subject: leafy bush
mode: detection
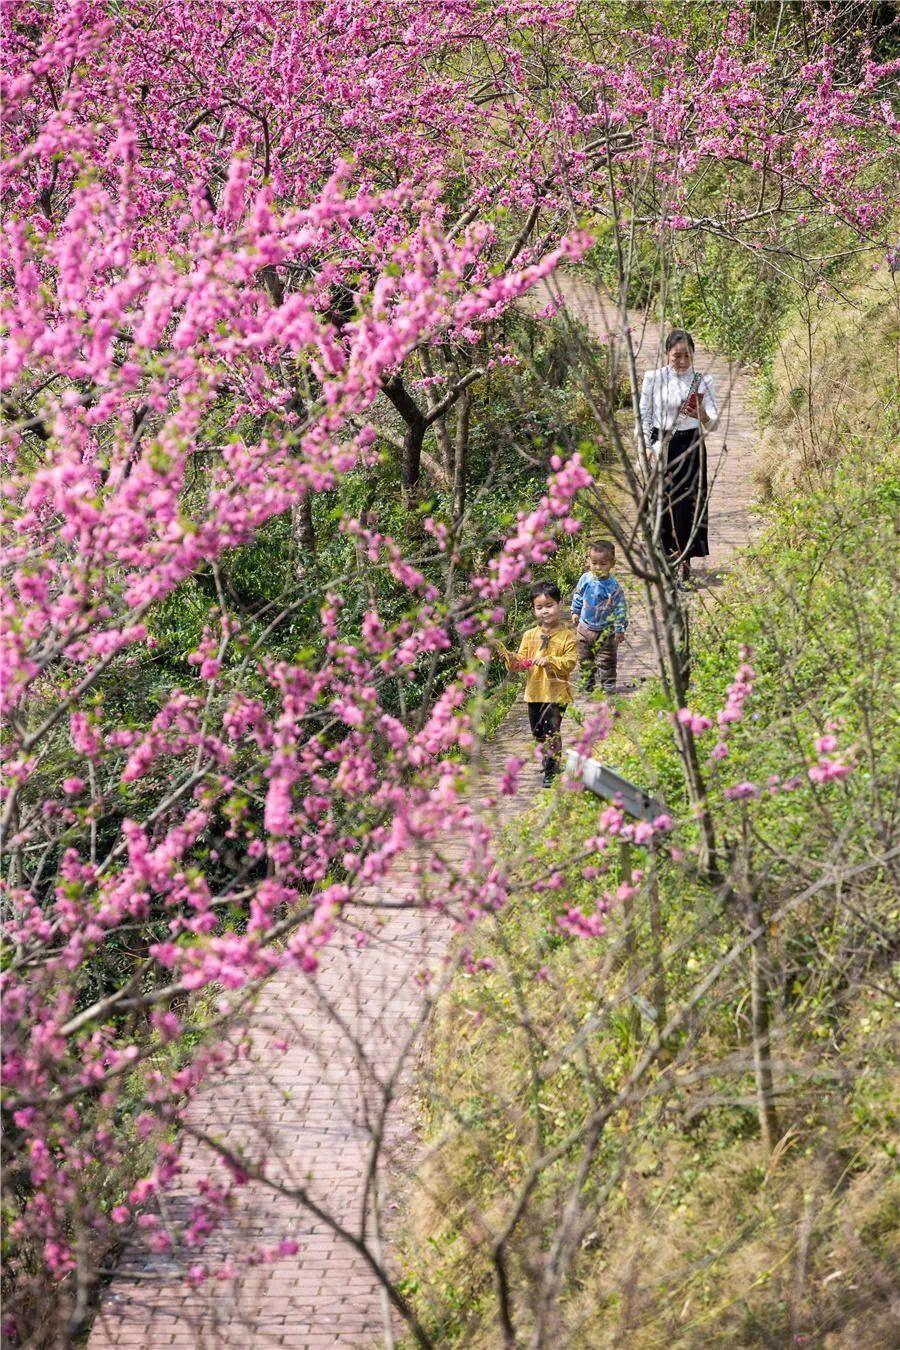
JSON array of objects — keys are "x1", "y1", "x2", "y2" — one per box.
[{"x1": 405, "y1": 432, "x2": 899, "y2": 1347}]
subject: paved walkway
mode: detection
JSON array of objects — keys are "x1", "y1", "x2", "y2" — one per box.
[
  {"x1": 89, "y1": 283, "x2": 757, "y2": 1348},
  {"x1": 90, "y1": 722, "x2": 538, "y2": 1349},
  {"x1": 541, "y1": 275, "x2": 757, "y2": 685}
]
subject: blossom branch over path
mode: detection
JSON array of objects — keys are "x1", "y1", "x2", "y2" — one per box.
[{"x1": 2, "y1": 1, "x2": 898, "y2": 1343}]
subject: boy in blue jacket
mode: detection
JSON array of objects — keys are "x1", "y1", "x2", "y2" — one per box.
[{"x1": 570, "y1": 540, "x2": 627, "y2": 694}]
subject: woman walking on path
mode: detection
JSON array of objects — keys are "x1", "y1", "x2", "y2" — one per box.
[{"x1": 640, "y1": 329, "x2": 719, "y2": 586}]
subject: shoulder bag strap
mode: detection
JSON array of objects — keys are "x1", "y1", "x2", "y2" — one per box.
[
  {"x1": 658, "y1": 370, "x2": 702, "y2": 439},
  {"x1": 675, "y1": 371, "x2": 702, "y2": 424}
]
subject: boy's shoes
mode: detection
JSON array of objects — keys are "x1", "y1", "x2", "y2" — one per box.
[{"x1": 541, "y1": 758, "x2": 559, "y2": 789}]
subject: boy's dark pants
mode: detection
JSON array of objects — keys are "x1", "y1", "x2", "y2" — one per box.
[
  {"x1": 527, "y1": 702, "x2": 564, "y2": 771},
  {"x1": 577, "y1": 625, "x2": 618, "y2": 692}
]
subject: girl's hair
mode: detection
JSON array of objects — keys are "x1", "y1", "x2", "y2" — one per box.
[
  {"x1": 665, "y1": 328, "x2": 695, "y2": 353},
  {"x1": 530, "y1": 581, "x2": 561, "y2": 603}
]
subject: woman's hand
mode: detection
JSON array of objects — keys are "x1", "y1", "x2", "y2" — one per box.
[{"x1": 685, "y1": 389, "x2": 712, "y2": 426}]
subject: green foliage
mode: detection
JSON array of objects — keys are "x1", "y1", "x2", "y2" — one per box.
[
  {"x1": 471, "y1": 673, "x2": 520, "y2": 743},
  {"x1": 402, "y1": 430, "x2": 899, "y2": 1344},
  {"x1": 584, "y1": 218, "x2": 662, "y2": 313},
  {"x1": 673, "y1": 235, "x2": 784, "y2": 362}
]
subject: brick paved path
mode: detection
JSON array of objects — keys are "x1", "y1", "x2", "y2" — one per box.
[
  {"x1": 90, "y1": 715, "x2": 541, "y2": 1350},
  {"x1": 542, "y1": 276, "x2": 757, "y2": 686},
  {"x1": 89, "y1": 284, "x2": 757, "y2": 1349}
]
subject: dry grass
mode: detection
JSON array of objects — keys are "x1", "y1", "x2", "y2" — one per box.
[
  {"x1": 755, "y1": 269, "x2": 900, "y2": 498},
  {"x1": 562, "y1": 1127, "x2": 899, "y2": 1348}
]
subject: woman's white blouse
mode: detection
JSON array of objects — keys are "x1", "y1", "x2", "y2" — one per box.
[{"x1": 639, "y1": 366, "x2": 719, "y2": 443}]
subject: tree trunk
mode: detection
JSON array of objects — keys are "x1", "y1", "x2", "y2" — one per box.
[
  {"x1": 453, "y1": 389, "x2": 470, "y2": 524},
  {"x1": 618, "y1": 842, "x2": 642, "y2": 1043},
  {"x1": 739, "y1": 817, "x2": 779, "y2": 1152},
  {"x1": 258, "y1": 263, "x2": 285, "y2": 308},
  {"x1": 647, "y1": 850, "x2": 667, "y2": 1033},
  {"x1": 748, "y1": 892, "x2": 779, "y2": 1153},
  {"x1": 293, "y1": 494, "x2": 316, "y2": 569},
  {"x1": 667, "y1": 578, "x2": 692, "y2": 687},
  {"x1": 382, "y1": 374, "x2": 427, "y2": 496},
  {"x1": 435, "y1": 413, "x2": 454, "y2": 480},
  {"x1": 401, "y1": 423, "x2": 426, "y2": 494},
  {"x1": 663, "y1": 606, "x2": 717, "y2": 878}
]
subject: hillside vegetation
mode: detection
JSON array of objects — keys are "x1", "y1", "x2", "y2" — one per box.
[
  {"x1": 756, "y1": 268, "x2": 900, "y2": 495},
  {"x1": 406, "y1": 272, "x2": 900, "y2": 1348}
]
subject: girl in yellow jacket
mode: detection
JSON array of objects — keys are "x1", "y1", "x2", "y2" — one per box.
[{"x1": 499, "y1": 582, "x2": 578, "y2": 788}]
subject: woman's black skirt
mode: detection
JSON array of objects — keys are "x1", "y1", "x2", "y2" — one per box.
[{"x1": 654, "y1": 427, "x2": 709, "y2": 561}]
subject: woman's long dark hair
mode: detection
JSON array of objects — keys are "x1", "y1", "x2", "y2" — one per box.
[{"x1": 665, "y1": 328, "x2": 695, "y2": 353}]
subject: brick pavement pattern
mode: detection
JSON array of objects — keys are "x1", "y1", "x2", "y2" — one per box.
[
  {"x1": 89, "y1": 284, "x2": 757, "y2": 1348},
  {"x1": 540, "y1": 276, "x2": 757, "y2": 688}
]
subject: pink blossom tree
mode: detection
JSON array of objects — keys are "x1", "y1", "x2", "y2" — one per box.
[
  {"x1": 2, "y1": 0, "x2": 898, "y2": 1343},
  {"x1": 2, "y1": 5, "x2": 597, "y2": 1335}
]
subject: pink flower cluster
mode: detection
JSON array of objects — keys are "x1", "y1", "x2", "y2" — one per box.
[
  {"x1": 677, "y1": 707, "x2": 713, "y2": 736},
  {"x1": 697, "y1": 655, "x2": 856, "y2": 802},
  {"x1": 1, "y1": 0, "x2": 893, "y2": 1319},
  {"x1": 808, "y1": 733, "x2": 855, "y2": 785},
  {"x1": 703, "y1": 647, "x2": 758, "y2": 767}
]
